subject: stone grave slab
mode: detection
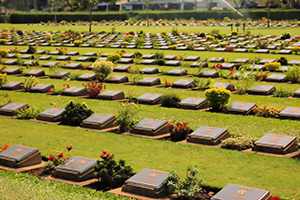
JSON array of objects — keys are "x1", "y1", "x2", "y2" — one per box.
[
  {"x1": 226, "y1": 101, "x2": 256, "y2": 115},
  {"x1": 64, "y1": 63, "x2": 82, "y2": 69},
  {"x1": 212, "y1": 82, "x2": 235, "y2": 91},
  {"x1": 188, "y1": 126, "x2": 229, "y2": 145},
  {"x1": 23, "y1": 60, "x2": 39, "y2": 66},
  {"x1": 122, "y1": 53, "x2": 134, "y2": 58},
  {"x1": 122, "y1": 168, "x2": 169, "y2": 198},
  {"x1": 106, "y1": 75, "x2": 128, "y2": 83},
  {"x1": 260, "y1": 59, "x2": 276, "y2": 64},
  {"x1": 18, "y1": 50, "x2": 28, "y2": 54},
  {"x1": 111, "y1": 44, "x2": 121, "y2": 48},
  {"x1": 63, "y1": 87, "x2": 87, "y2": 96},
  {"x1": 210, "y1": 57, "x2": 224, "y2": 62},
  {"x1": 39, "y1": 55, "x2": 52, "y2": 60},
  {"x1": 195, "y1": 47, "x2": 207, "y2": 51},
  {"x1": 113, "y1": 65, "x2": 131, "y2": 72},
  {"x1": 256, "y1": 49, "x2": 270, "y2": 53},
  {"x1": 0, "y1": 145, "x2": 42, "y2": 168},
  {"x1": 53, "y1": 43, "x2": 63, "y2": 47},
  {"x1": 190, "y1": 62, "x2": 208, "y2": 68},
  {"x1": 215, "y1": 48, "x2": 226, "y2": 52},
  {"x1": 81, "y1": 112, "x2": 116, "y2": 129},
  {"x1": 43, "y1": 62, "x2": 57, "y2": 67},
  {"x1": 211, "y1": 183, "x2": 271, "y2": 200},
  {"x1": 178, "y1": 98, "x2": 209, "y2": 110},
  {"x1": 279, "y1": 50, "x2": 292, "y2": 54},
  {"x1": 164, "y1": 55, "x2": 176, "y2": 60},
  {"x1": 277, "y1": 66, "x2": 290, "y2": 72},
  {"x1": 279, "y1": 107, "x2": 300, "y2": 120},
  {"x1": 118, "y1": 58, "x2": 133, "y2": 64},
  {"x1": 234, "y1": 58, "x2": 249, "y2": 63},
  {"x1": 248, "y1": 65, "x2": 265, "y2": 71},
  {"x1": 249, "y1": 85, "x2": 276, "y2": 95},
  {"x1": 288, "y1": 60, "x2": 300, "y2": 65},
  {"x1": 142, "y1": 54, "x2": 155, "y2": 59},
  {"x1": 76, "y1": 57, "x2": 90, "y2": 62},
  {"x1": 0, "y1": 102, "x2": 29, "y2": 116},
  {"x1": 53, "y1": 156, "x2": 97, "y2": 182},
  {"x1": 66, "y1": 51, "x2": 80, "y2": 56},
  {"x1": 167, "y1": 68, "x2": 187, "y2": 76},
  {"x1": 97, "y1": 90, "x2": 125, "y2": 100},
  {"x1": 2, "y1": 68, "x2": 21, "y2": 75},
  {"x1": 96, "y1": 57, "x2": 107, "y2": 61},
  {"x1": 78, "y1": 73, "x2": 96, "y2": 81},
  {"x1": 165, "y1": 60, "x2": 181, "y2": 66},
  {"x1": 141, "y1": 59, "x2": 155, "y2": 65},
  {"x1": 95, "y1": 44, "x2": 105, "y2": 48},
  {"x1": 293, "y1": 89, "x2": 300, "y2": 97},
  {"x1": 50, "y1": 51, "x2": 62, "y2": 55},
  {"x1": 37, "y1": 107, "x2": 65, "y2": 122},
  {"x1": 127, "y1": 45, "x2": 137, "y2": 48},
  {"x1": 138, "y1": 77, "x2": 161, "y2": 86},
  {"x1": 40, "y1": 43, "x2": 50, "y2": 46},
  {"x1": 30, "y1": 83, "x2": 54, "y2": 93},
  {"x1": 5, "y1": 54, "x2": 17, "y2": 58},
  {"x1": 83, "y1": 52, "x2": 97, "y2": 57},
  {"x1": 235, "y1": 48, "x2": 248, "y2": 52},
  {"x1": 177, "y1": 47, "x2": 188, "y2": 50},
  {"x1": 140, "y1": 67, "x2": 159, "y2": 74},
  {"x1": 1, "y1": 81, "x2": 23, "y2": 90},
  {"x1": 209, "y1": 44, "x2": 219, "y2": 48},
  {"x1": 25, "y1": 69, "x2": 45, "y2": 77},
  {"x1": 21, "y1": 54, "x2": 34, "y2": 59},
  {"x1": 221, "y1": 63, "x2": 235, "y2": 69},
  {"x1": 131, "y1": 118, "x2": 169, "y2": 136},
  {"x1": 50, "y1": 71, "x2": 70, "y2": 79},
  {"x1": 198, "y1": 70, "x2": 219, "y2": 78},
  {"x1": 137, "y1": 93, "x2": 162, "y2": 105},
  {"x1": 172, "y1": 79, "x2": 194, "y2": 88},
  {"x1": 3, "y1": 59, "x2": 18, "y2": 65},
  {"x1": 265, "y1": 74, "x2": 286, "y2": 82},
  {"x1": 184, "y1": 56, "x2": 200, "y2": 61},
  {"x1": 56, "y1": 56, "x2": 71, "y2": 61},
  {"x1": 253, "y1": 134, "x2": 299, "y2": 154}
]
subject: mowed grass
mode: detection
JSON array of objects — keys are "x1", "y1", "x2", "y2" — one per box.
[
  {"x1": 0, "y1": 117, "x2": 299, "y2": 198},
  {"x1": 0, "y1": 170, "x2": 131, "y2": 200},
  {"x1": 1, "y1": 24, "x2": 300, "y2": 36}
]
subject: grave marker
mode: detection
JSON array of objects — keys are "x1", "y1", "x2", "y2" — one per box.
[
  {"x1": 249, "y1": 85, "x2": 276, "y2": 95},
  {"x1": 1, "y1": 81, "x2": 23, "y2": 90},
  {"x1": 141, "y1": 59, "x2": 156, "y2": 65},
  {"x1": 167, "y1": 68, "x2": 187, "y2": 76},
  {"x1": 265, "y1": 74, "x2": 286, "y2": 82},
  {"x1": 0, "y1": 102, "x2": 29, "y2": 116},
  {"x1": 78, "y1": 73, "x2": 96, "y2": 81},
  {"x1": 63, "y1": 87, "x2": 87, "y2": 96},
  {"x1": 198, "y1": 70, "x2": 219, "y2": 78},
  {"x1": 24, "y1": 69, "x2": 45, "y2": 77},
  {"x1": 30, "y1": 83, "x2": 54, "y2": 93},
  {"x1": 37, "y1": 107, "x2": 65, "y2": 122},
  {"x1": 138, "y1": 77, "x2": 161, "y2": 86},
  {"x1": 212, "y1": 82, "x2": 235, "y2": 91},
  {"x1": 140, "y1": 67, "x2": 159, "y2": 74},
  {"x1": 56, "y1": 56, "x2": 71, "y2": 61},
  {"x1": 137, "y1": 93, "x2": 162, "y2": 105},
  {"x1": 50, "y1": 71, "x2": 70, "y2": 79},
  {"x1": 293, "y1": 89, "x2": 300, "y2": 97},
  {"x1": 172, "y1": 79, "x2": 194, "y2": 88},
  {"x1": 188, "y1": 126, "x2": 229, "y2": 145},
  {"x1": 165, "y1": 60, "x2": 181, "y2": 66},
  {"x1": 131, "y1": 118, "x2": 169, "y2": 136},
  {"x1": 178, "y1": 98, "x2": 209, "y2": 110},
  {"x1": 226, "y1": 101, "x2": 256, "y2": 115},
  {"x1": 113, "y1": 65, "x2": 131, "y2": 72},
  {"x1": 106, "y1": 75, "x2": 129, "y2": 83},
  {"x1": 2, "y1": 68, "x2": 21, "y2": 75},
  {"x1": 279, "y1": 107, "x2": 300, "y2": 120},
  {"x1": 81, "y1": 113, "x2": 116, "y2": 129},
  {"x1": 97, "y1": 90, "x2": 125, "y2": 100}
]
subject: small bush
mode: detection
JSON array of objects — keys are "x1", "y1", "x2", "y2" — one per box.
[
  {"x1": 0, "y1": 49, "x2": 8, "y2": 57},
  {"x1": 154, "y1": 51, "x2": 164, "y2": 59},
  {"x1": 291, "y1": 46, "x2": 300, "y2": 55},
  {"x1": 160, "y1": 93, "x2": 181, "y2": 108},
  {"x1": 221, "y1": 136, "x2": 258, "y2": 150},
  {"x1": 17, "y1": 107, "x2": 42, "y2": 119},
  {"x1": 0, "y1": 39, "x2": 7, "y2": 45},
  {"x1": 254, "y1": 71, "x2": 269, "y2": 81},
  {"x1": 0, "y1": 92, "x2": 11, "y2": 107},
  {"x1": 94, "y1": 150, "x2": 134, "y2": 190},
  {"x1": 128, "y1": 67, "x2": 143, "y2": 84},
  {"x1": 277, "y1": 57, "x2": 288, "y2": 65},
  {"x1": 115, "y1": 102, "x2": 139, "y2": 133},
  {"x1": 82, "y1": 80, "x2": 105, "y2": 98},
  {"x1": 264, "y1": 62, "x2": 281, "y2": 72},
  {"x1": 253, "y1": 105, "x2": 284, "y2": 118},
  {"x1": 205, "y1": 87, "x2": 231, "y2": 110},
  {"x1": 231, "y1": 31, "x2": 238, "y2": 36},
  {"x1": 60, "y1": 101, "x2": 93, "y2": 126},
  {"x1": 155, "y1": 59, "x2": 165, "y2": 66},
  {"x1": 168, "y1": 120, "x2": 190, "y2": 141},
  {"x1": 169, "y1": 45, "x2": 178, "y2": 50},
  {"x1": 274, "y1": 88, "x2": 293, "y2": 98},
  {"x1": 107, "y1": 53, "x2": 121, "y2": 64},
  {"x1": 92, "y1": 60, "x2": 114, "y2": 82},
  {"x1": 73, "y1": 40, "x2": 82, "y2": 47},
  {"x1": 45, "y1": 145, "x2": 72, "y2": 173},
  {"x1": 0, "y1": 73, "x2": 8, "y2": 86},
  {"x1": 285, "y1": 67, "x2": 300, "y2": 83},
  {"x1": 23, "y1": 76, "x2": 39, "y2": 91}
]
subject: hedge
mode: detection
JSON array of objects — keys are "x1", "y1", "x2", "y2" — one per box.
[{"x1": 5, "y1": 9, "x2": 300, "y2": 24}]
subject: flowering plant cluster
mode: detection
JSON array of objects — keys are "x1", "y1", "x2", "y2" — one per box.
[
  {"x1": 0, "y1": 144, "x2": 9, "y2": 153},
  {"x1": 44, "y1": 145, "x2": 72, "y2": 173},
  {"x1": 82, "y1": 79, "x2": 106, "y2": 98},
  {"x1": 94, "y1": 150, "x2": 134, "y2": 189},
  {"x1": 205, "y1": 87, "x2": 231, "y2": 111},
  {"x1": 164, "y1": 78, "x2": 174, "y2": 87},
  {"x1": 264, "y1": 62, "x2": 281, "y2": 72},
  {"x1": 253, "y1": 105, "x2": 284, "y2": 118},
  {"x1": 167, "y1": 120, "x2": 191, "y2": 141},
  {"x1": 128, "y1": 66, "x2": 143, "y2": 84},
  {"x1": 0, "y1": 49, "x2": 8, "y2": 57},
  {"x1": 107, "y1": 53, "x2": 121, "y2": 64},
  {"x1": 291, "y1": 46, "x2": 300, "y2": 55},
  {"x1": 115, "y1": 102, "x2": 139, "y2": 133},
  {"x1": 55, "y1": 47, "x2": 68, "y2": 55}
]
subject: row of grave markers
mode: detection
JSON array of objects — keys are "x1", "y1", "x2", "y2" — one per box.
[{"x1": 1, "y1": 101, "x2": 300, "y2": 156}]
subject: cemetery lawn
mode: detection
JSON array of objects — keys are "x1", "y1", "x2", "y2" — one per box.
[
  {"x1": 0, "y1": 169, "x2": 131, "y2": 200},
  {"x1": 0, "y1": 113, "x2": 300, "y2": 198},
  {"x1": 0, "y1": 24, "x2": 300, "y2": 36}
]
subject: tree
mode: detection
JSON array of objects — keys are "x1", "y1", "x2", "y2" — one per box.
[
  {"x1": 142, "y1": 0, "x2": 153, "y2": 26},
  {"x1": 203, "y1": 0, "x2": 212, "y2": 11},
  {"x1": 48, "y1": 0, "x2": 65, "y2": 23}
]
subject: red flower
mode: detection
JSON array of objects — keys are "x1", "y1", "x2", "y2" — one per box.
[
  {"x1": 213, "y1": 65, "x2": 216, "y2": 68},
  {"x1": 67, "y1": 84, "x2": 70, "y2": 88},
  {"x1": 68, "y1": 61, "x2": 70, "y2": 63},
  {"x1": 102, "y1": 150, "x2": 107, "y2": 154},
  {"x1": 101, "y1": 153, "x2": 106, "y2": 158},
  {"x1": 230, "y1": 68, "x2": 234, "y2": 72},
  {"x1": 271, "y1": 197, "x2": 280, "y2": 200},
  {"x1": 4, "y1": 66, "x2": 6, "y2": 68},
  {"x1": 48, "y1": 89, "x2": 51, "y2": 93},
  {"x1": 66, "y1": 145, "x2": 72, "y2": 151},
  {"x1": 49, "y1": 155, "x2": 55, "y2": 161},
  {"x1": 121, "y1": 50, "x2": 126, "y2": 53},
  {"x1": 64, "y1": 156, "x2": 69, "y2": 160},
  {"x1": 220, "y1": 64, "x2": 223, "y2": 68},
  {"x1": 104, "y1": 85, "x2": 106, "y2": 89},
  {"x1": 107, "y1": 153, "x2": 111, "y2": 157},
  {"x1": 15, "y1": 47, "x2": 17, "y2": 49},
  {"x1": 58, "y1": 152, "x2": 63, "y2": 159}
]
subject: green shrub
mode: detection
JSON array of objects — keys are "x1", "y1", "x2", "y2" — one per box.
[
  {"x1": 94, "y1": 150, "x2": 134, "y2": 190},
  {"x1": 0, "y1": 49, "x2": 8, "y2": 57},
  {"x1": 114, "y1": 102, "x2": 139, "y2": 133},
  {"x1": 17, "y1": 107, "x2": 42, "y2": 119},
  {"x1": 107, "y1": 53, "x2": 121, "y2": 64},
  {"x1": 169, "y1": 45, "x2": 178, "y2": 50},
  {"x1": 285, "y1": 67, "x2": 300, "y2": 83},
  {"x1": 73, "y1": 40, "x2": 82, "y2": 47},
  {"x1": 205, "y1": 87, "x2": 231, "y2": 110},
  {"x1": 155, "y1": 59, "x2": 165, "y2": 66},
  {"x1": 234, "y1": 66, "x2": 256, "y2": 94},
  {"x1": 264, "y1": 62, "x2": 281, "y2": 72},
  {"x1": 277, "y1": 57, "x2": 288, "y2": 65},
  {"x1": 92, "y1": 60, "x2": 114, "y2": 82},
  {"x1": 0, "y1": 39, "x2": 7, "y2": 45},
  {"x1": 163, "y1": 166, "x2": 202, "y2": 199},
  {"x1": 0, "y1": 92, "x2": 11, "y2": 107},
  {"x1": 253, "y1": 105, "x2": 283, "y2": 118},
  {"x1": 273, "y1": 88, "x2": 293, "y2": 98},
  {"x1": 221, "y1": 136, "x2": 258, "y2": 150},
  {"x1": 60, "y1": 101, "x2": 93, "y2": 126},
  {"x1": 128, "y1": 67, "x2": 143, "y2": 84},
  {"x1": 154, "y1": 51, "x2": 164, "y2": 59},
  {"x1": 45, "y1": 145, "x2": 72, "y2": 173},
  {"x1": 22, "y1": 76, "x2": 39, "y2": 92},
  {"x1": 160, "y1": 93, "x2": 181, "y2": 108},
  {"x1": 0, "y1": 73, "x2": 8, "y2": 86}
]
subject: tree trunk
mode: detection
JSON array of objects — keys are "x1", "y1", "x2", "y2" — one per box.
[
  {"x1": 89, "y1": 5, "x2": 92, "y2": 32},
  {"x1": 146, "y1": 1, "x2": 149, "y2": 27},
  {"x1": 267, "y1": 0, "x2": 270, "y2": 28}
]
